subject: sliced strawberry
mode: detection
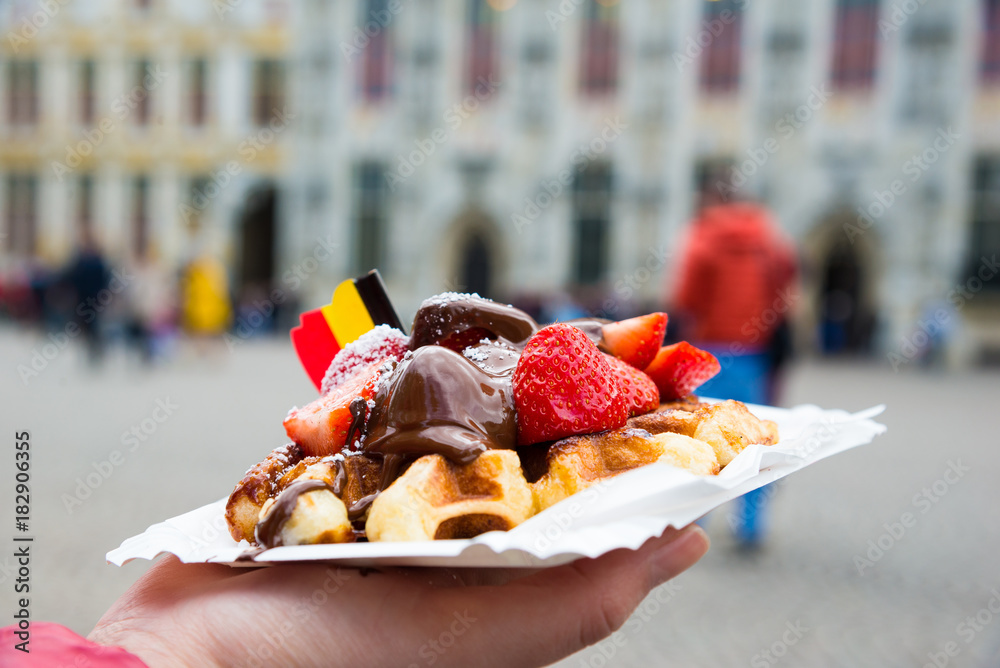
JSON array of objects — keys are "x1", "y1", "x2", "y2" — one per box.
[
  {"x1": 320, "y1": 325, "x2": 408, "y2": 395},
  {"x1": 285, "y1": 359, "x2": 385, "y2": 456},
  {"x1": 603, "y1": 354, "x2": 660, "y2": 417},
  {"x1": 437, "y1": 327, "x2": 494, "y2": 353},
  {"x1": 601, "y1": 312, "x2": 668, "y2": 369},
  {"x1": 512, "y1": 323, "x2": 628, "y2": 446},
  {"x1": 644, "y1": 342, "x2": 721, "y2": 401}
]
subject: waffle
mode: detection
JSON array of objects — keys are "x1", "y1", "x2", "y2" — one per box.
[
  {"x1": 226, "y1": 399, "x2": 777, "y2": 544},
  {"x1": 366, "y1": 450, "x2": 533, "y2": 542},
  {"x1": 628, "y1": 399, "x2": 779, "y2": 466},
  {"x1": 226, "y1": 445, "x2": 384, "y2": 544},
  {"x1": 531, "y1": 428, "x2": 720, "y2": 513}
]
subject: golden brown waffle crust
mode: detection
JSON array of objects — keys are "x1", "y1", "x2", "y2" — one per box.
[{"x1": 225, "y1": 398, "x2": 779, "y2": 544}]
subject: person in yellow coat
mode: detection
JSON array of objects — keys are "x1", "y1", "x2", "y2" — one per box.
[{"x1": 180, "y1": 255, "x2": 232, "y2": 337}]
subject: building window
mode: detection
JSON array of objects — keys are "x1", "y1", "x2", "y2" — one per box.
[
  {"x1": 522, "y1": 37, "x2": 552, "y2": 126},
  {"x1": 699, "y1": 0, "x2": 743, "y2": 93},
  {"x1": 79, "y1": 60, "x2": 96, "y2": 125},
  {"x1": 572, "y1": 163, "x2": 613, "y2": 285},
  {"x1": 968, "y1": 156, "x2": 1000, "y2": 289},
  {"x1": 831, "y1": 0, "x2": 880, "y2": 91},
  {"x1": 467, "y1": 0, "x2": 498, "y2": 96},
  {"x1": 187, "y1": 58, "x2": 208, "y2": 127},
  {"x1": 901, "y1": 23, "x2": 951, "y2": 123},
  {"x1": 580, "y1": 0, "x2": 619, "y2": 96},
  {"x1": 982, "y1": 0, "x2": 1000, "y2": 84},
  {"x1": 132, "y1": 59, "x2": 152, "y2": 125},
  {"x1": 4, "y1": 175, "x2": 37, "y2": 255},
  {"x1": 76, "y1": 174, "x2": 94, "y2": 235},
  {"x1": 360, "y1": 0, "x2": 393, "y2": 102},
  {"x1": 354, "y1": 162, "x2": 389, "y2": 273},
  {"x1": 7, "y1": 60, "x2": 39, "y2": 126},
  {"x1": 252, "y1": 59, "x2": 285, "y2": 126},
  {"x1": 764, "y1": 31, "x2": 804, "y2": 121},
  {"x1": 130, "y1": 175, "x2": 150, "y2": 258}
]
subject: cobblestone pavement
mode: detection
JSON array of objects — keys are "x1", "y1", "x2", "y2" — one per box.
[{"x1": 2, "y1": 329, "x2": 998, "y2": 667}]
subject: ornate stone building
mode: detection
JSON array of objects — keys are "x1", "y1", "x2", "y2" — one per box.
[{"x1": 3, "y1": 0, "x2": 998, "y2": 364}]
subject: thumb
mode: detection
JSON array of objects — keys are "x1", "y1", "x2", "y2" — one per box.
[{"x1": 432, "y1": 525, "x2": 709, "y2": 668}]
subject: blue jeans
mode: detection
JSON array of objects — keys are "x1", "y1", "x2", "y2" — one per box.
[{"x1": 695, "y1": 349, "x2": 771, "y2": 545}]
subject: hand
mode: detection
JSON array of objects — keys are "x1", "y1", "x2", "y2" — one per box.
[{"x1": 89, "y1": 526, "x2": 708, "y2": 668}]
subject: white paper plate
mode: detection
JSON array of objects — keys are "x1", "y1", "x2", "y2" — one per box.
[{"x1": 107, "y1": 403, "x2": 886, "y2": 569}]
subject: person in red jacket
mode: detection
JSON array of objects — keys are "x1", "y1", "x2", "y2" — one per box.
[{"x1": 672, "y1": 201, "x2": 798, "y2": 546}]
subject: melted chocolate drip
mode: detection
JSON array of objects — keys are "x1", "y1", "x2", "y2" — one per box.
[
  {"x1": 345, "y1": 397, "x2": 368, "y2": 449},
  {"x1": 255, "y1": 478, "x2": 337, "y2": 548},
  {"x1": 363, "y1": 346, "x2": 517, "y2": 470}
]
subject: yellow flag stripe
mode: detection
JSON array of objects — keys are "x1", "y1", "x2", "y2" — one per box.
[{"x1": 322, "y1": 279, "x2": 375, "y2": 347}]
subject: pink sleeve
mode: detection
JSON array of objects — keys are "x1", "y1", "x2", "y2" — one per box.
[{"x1": 1, "y1": 622, "x2": 149, "y2": 667}]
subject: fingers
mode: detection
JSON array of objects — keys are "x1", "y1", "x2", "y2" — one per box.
[{"x1": 429, "y1": 525, "x2": 709, "y2": 668}]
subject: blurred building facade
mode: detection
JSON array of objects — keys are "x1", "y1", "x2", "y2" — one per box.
[
  {"x1": 0, "y1": 0, "x2": 292, "y2": 310},
  {"x1": 2, "y1": 0, "x2": 999, "y2": 365}
]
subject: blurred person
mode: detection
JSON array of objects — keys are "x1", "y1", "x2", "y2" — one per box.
[
  {"x1": 125, "y1": 251, "x2": 177, "y2": 364},
  {"x1": 180, "y1": 254, "x2": 232, "y2": 348},
  {"x1": 1, "y1": 527, "x2": 708, "y2": 667},
  {"x1": 671, "y1": 201, "x2": 797, "y2": 548},
  {"x1": 63, "y1": 230, "x2": 112, "y2": 363}
]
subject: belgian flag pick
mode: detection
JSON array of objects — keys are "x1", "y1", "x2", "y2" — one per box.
[{"x1": 291, "y1": 269, "x2": 404, "y2": 391}]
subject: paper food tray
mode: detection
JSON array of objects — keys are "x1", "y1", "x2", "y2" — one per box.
[{"x1": 107, "y1": 403, "x2": 886, "y2": 569}]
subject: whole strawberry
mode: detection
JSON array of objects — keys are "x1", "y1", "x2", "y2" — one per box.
[
  {"x1": 512, "y1": 323, "x2": 628, "y2": 446},
  {"x1": 603, "y1": 354, "x2": 660, "y2": 416}
]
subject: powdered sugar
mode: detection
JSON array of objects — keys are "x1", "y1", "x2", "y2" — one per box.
[
  {"x1": 320, "y1": 325, "x2": 409, "y2": 395},
  {"x1": 420, "y1": 291, "x2": 483, "y2": 308}
]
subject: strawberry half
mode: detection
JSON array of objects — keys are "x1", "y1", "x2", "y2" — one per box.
[
  {"x1": 512, "y1": 323, "x2": 628, "y2": 446},
  {"x1": 320, "y1": 325, "x2": 408, "y2": 395},
  {"x1": 601, "y1": 312, "x2": 669, "y2": 369},
  {"x1": 643, "y1": 342, "x2": 721, "y2": 401},
  {"x1": 285, "y1": 359, "x2": 385, "y2": 456},
  {"x1": 603, "y1": 354, "x2": 660, "y2": 416}
]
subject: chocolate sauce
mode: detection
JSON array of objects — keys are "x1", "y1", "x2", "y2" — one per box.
[
  {"x1": 363, "y1": 346, "x2": 518, "y2": 470},
  {"x1": 255, "y1": 478, "x2": 337, "y2": 548},
  {"x1": 410, "y1": 295, "x2": 537, "y2": 350},
  {"x1": 345, "y1": 397, "x2": 368, "y2": 449}
]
